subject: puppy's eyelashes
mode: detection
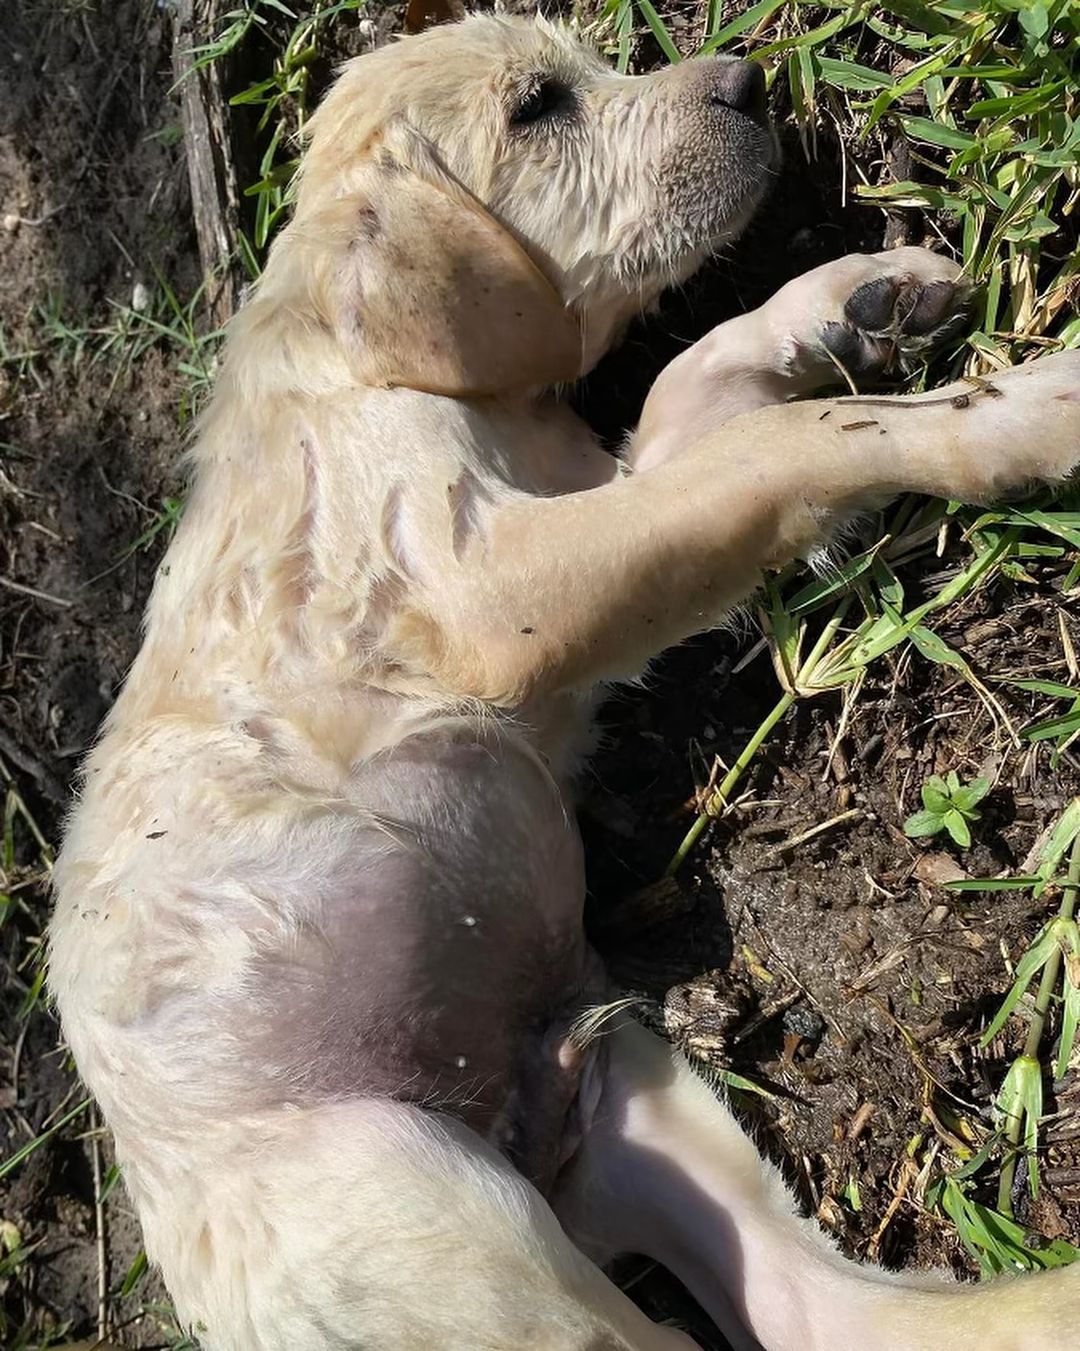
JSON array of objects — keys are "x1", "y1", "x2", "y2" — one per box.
[{"x1": 510, "y1": 77, "x2": 575, "y2": 128}]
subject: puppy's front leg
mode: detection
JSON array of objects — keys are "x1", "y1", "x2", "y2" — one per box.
[
  {"x1": 397, "y1": 354, "x2": 1078, "y2": 703},
  {"x1": 631, "y1": 247, "x2": 966, "y2": 471}
]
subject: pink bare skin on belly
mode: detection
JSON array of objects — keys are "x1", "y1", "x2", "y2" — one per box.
[{"x1": 243, "y1": 727, "x2": 600, "y2": 1186}]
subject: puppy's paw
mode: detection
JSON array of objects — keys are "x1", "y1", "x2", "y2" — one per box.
[
  {"x1": 821, "y1": 268, "x2": 968, "y2": 377},
  {"x1": 774, "y1": 247, "x2": 970, "y2": 385}
]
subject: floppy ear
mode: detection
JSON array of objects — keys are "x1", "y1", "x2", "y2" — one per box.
[{"x1": 316, "y1": 130, "x2": 584, "y2": 397}]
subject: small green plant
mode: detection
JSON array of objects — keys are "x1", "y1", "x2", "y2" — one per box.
[
  {"x1": 0, "y1": 276, "x2": 222, "y2": 423},
  {"x1": 664, "y1": 494, "x2": 1072, "y2": 875},
  {"x1": 903, "y1": 771, "x2": 991, "y2": 847}
]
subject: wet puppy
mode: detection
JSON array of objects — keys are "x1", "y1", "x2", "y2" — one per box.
[{"x1": 50, "y1": 15, "x2": 1080, "y2": 1351}]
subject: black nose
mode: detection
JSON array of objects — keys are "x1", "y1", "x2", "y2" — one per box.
[{"x1": 707, "y1": 58, "x2": 768, "y2": 123}]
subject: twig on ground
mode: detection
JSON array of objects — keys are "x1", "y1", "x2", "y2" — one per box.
[
  {"x1": 0, "y1": 573, "x2": 74, "y2": 607},
  {"x1": 172, "y1": 0, "x2": 242, "y2": 326}
]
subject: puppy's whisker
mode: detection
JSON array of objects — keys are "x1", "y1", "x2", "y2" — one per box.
[{"x1": 569, "y1": 996, "x2": 650, "y2": 1049}]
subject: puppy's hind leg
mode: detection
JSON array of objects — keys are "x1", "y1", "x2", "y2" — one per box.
[
  {"x1": 147, "y1": 1097, "x2": 701, "y2": 1351},
  {"x1": 553, "y1": 1020, "x2": 1080, "y2": 1351}
]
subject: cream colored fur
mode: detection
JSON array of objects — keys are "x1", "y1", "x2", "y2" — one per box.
[{"x1": 50, "y1": 14, "x2": 1079, "y2": 1351}]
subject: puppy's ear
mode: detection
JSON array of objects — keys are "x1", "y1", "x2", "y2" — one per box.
[{"x1": 318, "y1": 129, "x2": 583, "y2": 397}]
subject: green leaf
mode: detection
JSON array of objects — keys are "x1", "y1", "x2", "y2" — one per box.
[
  {"x1": 17, "y1": 965, "x2": 44, "y2": 1018},
  {"x1": 1008, "y1": 679, "x2": 1080, "y2": 700},
  {"x1": 944, "y1": 809, "x2": 972, "y2": 848},
  {"x1": 967, "y1": 81, "x2": 1068, "y2": 120},
  {"x1": 97, "y1": 1162, "x2": 123, "y2": 1205},
  {"x1": 1036, "y1": 799, "x2": 1080, "y2": 894},
  {"x1": 786, "y1": 548, "x2": 878, "y2": 615},
  {"x1": 1056, "y1": 955, "x2": 1080, "y2": 1081},
  {"x1": 754, "y1": 10, "x2": 851, "y2": 60},
  {"x1": 1025, "y1": 709, "x2": 1080, "y2": 744},
  {"x1": 951, "y1": 778, "x2": 990, "y2": 813},
  {"x1": 817, "y1": 56, "x2": 891, "y2": 91},
  {"x1": 230, "y1": 76, "x2": 280, "y2": 106},
  {"x1": 865, "y1": 48, "x2": 954, "y2": 132},
  {"x1": 236, "y1": 228, "x2": 262, "y2": 282},
  {"x1": 242, "y1": 159, "x2": 298, "y2": 195},
  {"x1": 904, "y1": 809, "x2": 945, "y2": 838},
  {"x1": 635, "y1": 0, "x2": 681, "y2": 63},
  {"x1": 876, "y1": 0, "x2": 958, "y2": 37},
  {"x1": 911, "y1": 624, "x2": 968, "y2": 672},
  {"x1": 981, "y1": 926, "x2": 1060, "y2": 1045},
  {"x1": 932, "y1": 1175, "x2": 1079, "y2": 1276},
  {"x1": 0, "y1": 1099, "x2": 92, "y2": 1182},
  {"x1": 944, "y1": 876, "x2": 1044, "y2": 892},
  {"x1": 1012, "y1": 510, "x2": 1080, "y2": 549},
  {"x1": 119, "y1": 1249, "x2": 149, "y2": 1298},
  {"x1": 719, "y1": 1068, "x2": 773, "y2": 1098},
  {"x1": 1018, "y1": 2, "x2": 1051, "y2": 40},
  {"x1": 1004, "y1": 212, "x2": 1060, "y2": 243},
  {"x1": 899, "y1": 115, "x2": 977, "y2": 150},
  {"x1": 922, "y1": 782, "x2": 952, "y2": 815},
  {"x1": 856, "y1": 180, "x2": 967, "y2": 211},
  {"x1": 995, "y1": 1053, "x2": 1044, "y2": 1197},
  {"x1": 698, "y1": 0, "x2": 786, "y2": 52}
]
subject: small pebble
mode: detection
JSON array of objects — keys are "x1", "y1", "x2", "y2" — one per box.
[
  {"x1": 782, "y1": 1004, "x2": 826, "y2": 1045},
  {"x1": 132, "y1": 281, "x2": 151, "y2": 313}
]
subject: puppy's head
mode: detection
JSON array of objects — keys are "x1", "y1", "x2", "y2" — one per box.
[{"x1": 290, "y1": 15, "x2": 776, "y2": 393}]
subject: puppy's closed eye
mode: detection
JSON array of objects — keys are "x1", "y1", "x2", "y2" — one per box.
[{"x1": 511, "y1": 76, "x2": 576, "y2": 128}]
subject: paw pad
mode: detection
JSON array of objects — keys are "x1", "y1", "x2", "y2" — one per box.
[{"x1": 822, "y1": 273, "x2": 969, "y2": 378}]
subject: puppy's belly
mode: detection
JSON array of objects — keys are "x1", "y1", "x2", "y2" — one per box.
[
  {"x1": 247, "y1": 725, "x2": 597, "y2": 1180},
  {"x1": 60, "y1": 719, "x2": 595, "y2": 1188}
]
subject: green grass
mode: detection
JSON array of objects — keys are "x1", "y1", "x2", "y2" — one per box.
[
  {"x1": 186, "y1": 0, "x2": 371, "y2": 260},
  {"x1": 0, "y1": 276, "x2": 222, "y2": 423}
]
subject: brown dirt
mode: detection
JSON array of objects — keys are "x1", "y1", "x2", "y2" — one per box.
[
  {"x1": 1, "y1": 4, "x2": 1077, "y2": 1349},
  {"x1": 1, "y1": 1, "x2": 197, "y2": 1340}
]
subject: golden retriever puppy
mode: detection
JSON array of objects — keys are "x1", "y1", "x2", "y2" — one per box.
[{"x1": 49, "y1": 14, "x2": 1079, "y2": 1351}]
